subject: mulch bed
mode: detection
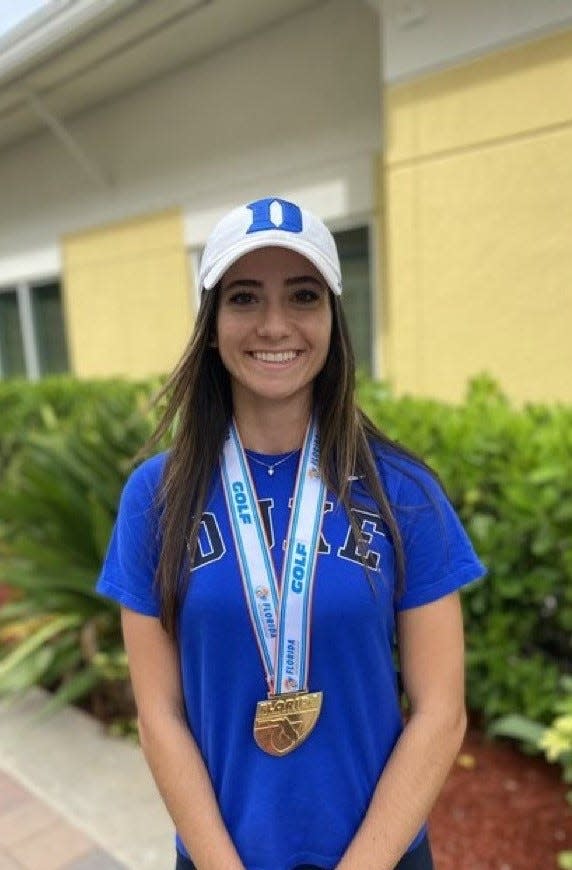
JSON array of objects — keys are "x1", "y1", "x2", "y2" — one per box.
[
  {"x1": 429, "y1": 725, "x2": 572, "y2": 869},
  {"x1": 0, "y1": 585, "x2": 11, "y2": 607}
]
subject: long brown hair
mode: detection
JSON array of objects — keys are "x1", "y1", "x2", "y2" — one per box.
[{"x1": 143, "y1": 285, "x2": 429, "y2": 639}]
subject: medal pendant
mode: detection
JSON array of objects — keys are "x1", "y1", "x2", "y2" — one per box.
[{"x1": 253, "y1": 690, "x2": 323, "y2": 756}]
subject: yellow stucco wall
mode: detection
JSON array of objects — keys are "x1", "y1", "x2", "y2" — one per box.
[
  {"x1": 383, "y1": 28, "x2": 572, "y2": 403},
  {"x1": 62, "y1": 209, "x2": 193, "y2": 378}
]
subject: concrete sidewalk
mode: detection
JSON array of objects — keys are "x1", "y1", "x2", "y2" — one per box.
[
  {"x1": 0, "y1": 689, "x2": 173, "y2": 870},
  {"x1": 0, "y1": 767, "x2": 124, "y2": 869}
]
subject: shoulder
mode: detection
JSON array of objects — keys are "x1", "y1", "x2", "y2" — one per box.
[
  {"x1": 119, "y1": 451, "x2": 169, "y2": 512},
  {"x1": 370, "y1": 441, "x2": 446, "y2": 510},
  {"x1": 97, "y1": 453, "x2": 168, "y2": 616}
]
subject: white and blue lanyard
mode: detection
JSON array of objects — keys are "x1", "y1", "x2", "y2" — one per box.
[{"x1": 220, "y1": 418, "x2": 325, "y2": 696}]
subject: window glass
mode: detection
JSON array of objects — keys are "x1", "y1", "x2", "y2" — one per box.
[
  {"x1": 334, "y1": 227, "x2": 372, "y2": 373},
  {"x1": 0, "y1": 290, "x2": 26, "y2": 378},
  {"x1": 31, "y1": 281, "x2": 69, "y2": 375}
]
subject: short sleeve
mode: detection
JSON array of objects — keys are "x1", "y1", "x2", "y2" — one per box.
[
  {"x1": 385, "y1": 456, "x2": 486, "y2": 611},
  {"x1": 95, "y1": 454, "x2": 166, "y2": 616}
]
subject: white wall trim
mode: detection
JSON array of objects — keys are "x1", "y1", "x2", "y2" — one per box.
[
  {"x1": 383, "y1": 0, "x2": 572, "y2": 84},
  {"x1": 0, "y1": 246, "x2": 61, "y2": 288},
  {"x1": 387, "y1": 22, "x2": 572, "y2": 85},
  {"x1": 183, "y1": 155, "x2": 377, "y2": 248}
]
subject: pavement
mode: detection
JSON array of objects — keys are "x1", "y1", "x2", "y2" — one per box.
[{"x1": 0, "y1": 689, "x2": 174, "y2": 870}]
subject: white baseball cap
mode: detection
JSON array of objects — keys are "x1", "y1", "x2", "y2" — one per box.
[{"x1": 198, "y1": 197, "x2": 342, "y2": 296}]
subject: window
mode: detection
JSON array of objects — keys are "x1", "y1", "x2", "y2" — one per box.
[
  {"x1": 0, "y1": 290, "x2": 26, "y2": 377},
  {"x1": 334, "y1": 226, "x2": 372, "y2": 373},
  {"x1": 0, "y1": 280, "x2": 69, "y2": 380},
  {"x1": 31, "y1": 281, "x2": 69, "y2": 376}
]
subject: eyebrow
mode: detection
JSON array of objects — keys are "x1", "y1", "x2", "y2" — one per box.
[
  {"x1": 222, "y1": 275, "x2": 325, "y2": 292},
  {"x1": 221, "y1": 278, "x2": 262, "y2": 292},
  {"x1": 285, "y1": 275, "x2": 324, "y2": 288}
]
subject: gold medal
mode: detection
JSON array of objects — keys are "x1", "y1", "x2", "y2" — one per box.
[{"x1": 253, "y1": 690, "x2": 323, "y2": 756}]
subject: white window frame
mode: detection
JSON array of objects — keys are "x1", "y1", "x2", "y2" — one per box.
[
  {"x1": 0, "y1": 276, "x2": 61, "y2": 381},
  {"x1": 368, "y1": 218, "x2": 382, "y2": 380}
]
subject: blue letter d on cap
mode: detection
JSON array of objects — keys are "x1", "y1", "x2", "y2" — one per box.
[{"x1": 246, "y1": 198, "x2": 303, "y2": 234}]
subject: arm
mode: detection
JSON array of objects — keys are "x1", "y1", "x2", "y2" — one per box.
[
  {"x1": 337, "y1": 591, "x2": 467, "y2": 870},
  {"x1": 121, "y1": 607, "x2": 245, "y2": 870}
]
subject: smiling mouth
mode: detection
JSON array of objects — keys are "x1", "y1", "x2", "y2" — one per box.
[{"x1": 249, "y1": 351, "x2": 302, "y2": 363}]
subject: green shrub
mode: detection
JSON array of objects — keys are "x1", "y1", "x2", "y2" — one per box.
[
  {"x1": 359, "y1": 373, "x2": 572, "y2": 725},
  {"x1": 0, "y1": 384, "x2": 162, "y2": 715},
  {"x1": 0, "y1": 377, "x2": 161, "y2": 482},
  {"x1": 0, "y1": 373, "x2": 570, "y2": 732}
]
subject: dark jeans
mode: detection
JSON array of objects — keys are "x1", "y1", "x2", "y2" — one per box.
[{"x1": 175, "y1": 833, "x2": 434, "y2": 869}]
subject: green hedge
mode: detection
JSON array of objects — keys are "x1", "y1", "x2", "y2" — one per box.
[
  {"x1": 0, "y1": 377, "x2": 159, "y2": 482},
  {"x1": 0, "y1": 374, "x2": 570, "y2": 727},
  {"x1": 0, "y1": 380, "x2": 161, "y2": 718},
  {"x1": 359, "y1": 374, "x2": 572, "y2": 724}
]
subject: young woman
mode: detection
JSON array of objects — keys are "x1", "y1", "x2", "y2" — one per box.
[{"x1": 97, "y1": 197, "x2": 485, "y2": 870}]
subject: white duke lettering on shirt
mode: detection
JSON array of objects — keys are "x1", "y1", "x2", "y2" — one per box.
[{"x1": 193, "y1": 499, "x2": 387, "y2": 572}]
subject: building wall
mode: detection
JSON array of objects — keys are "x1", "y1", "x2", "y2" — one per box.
[
  {"x1": 384, "y1": 26, "x2": 572, "y2": 403},
  {"x1": 0, "y1": 0, "x2": 379, "y2": 281},
  {"x1": 62, "y1": 210, "x2": 192, "y2": 377}
]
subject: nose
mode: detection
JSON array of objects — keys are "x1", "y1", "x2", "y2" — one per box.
[{"x1": 255, "y1": 299, "x2": 291, "y2": 340}]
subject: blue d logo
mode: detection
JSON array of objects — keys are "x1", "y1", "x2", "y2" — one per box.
[{"x1": 246, "y1": 198, "x2": 303, "y2": 235}]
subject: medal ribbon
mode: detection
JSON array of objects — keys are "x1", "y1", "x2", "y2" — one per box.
[{"x1": 221, "y1": 419, "x2": 325, "y2": 695}]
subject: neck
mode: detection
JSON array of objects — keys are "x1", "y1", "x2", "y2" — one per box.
[{"x1": 233, "y1": 396, "x2": 312, "y2": 453}]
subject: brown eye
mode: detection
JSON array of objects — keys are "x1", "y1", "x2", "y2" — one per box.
[
  {"x1": 228, "y1": 291, "x2": 256, "y2": 305},
  {"x1": 292, "y1": 288, "x2": 320, "y2": 304}
]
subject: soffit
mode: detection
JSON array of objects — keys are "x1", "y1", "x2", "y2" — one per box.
[{"x1": 0, "y1": 0, "x2": 323, "y2": 151}]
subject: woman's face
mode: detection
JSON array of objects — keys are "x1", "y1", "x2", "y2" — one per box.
[{"x1": 215, "y1": 246, "x2": 332, "y2": 415}]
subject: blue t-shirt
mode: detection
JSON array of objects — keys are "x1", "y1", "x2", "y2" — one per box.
[{"x1": 96, "y1": 445, "x2": 485, "y2": 870}]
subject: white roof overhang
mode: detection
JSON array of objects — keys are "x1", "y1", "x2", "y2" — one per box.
[{"x1": 0, "y1": 0, "x2": 326, "y2": 152}]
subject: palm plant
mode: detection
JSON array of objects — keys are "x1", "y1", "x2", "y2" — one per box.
[{"x1": 0, "y1": 386, "x2": 160, "y2": 719}]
